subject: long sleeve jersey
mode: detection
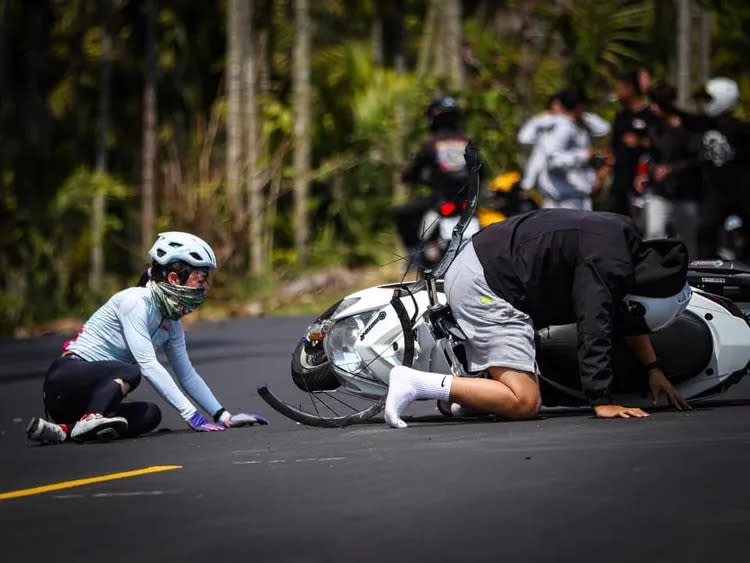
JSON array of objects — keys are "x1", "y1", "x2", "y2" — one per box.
[{"x1": 64, "y1": 287, "x2": 222, "y2": 421}]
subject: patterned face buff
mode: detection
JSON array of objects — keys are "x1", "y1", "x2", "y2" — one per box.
[{"x1": 147, "y1": 280, "x2": 207, "y2": 320}]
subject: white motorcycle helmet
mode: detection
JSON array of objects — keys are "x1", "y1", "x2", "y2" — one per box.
[
  {"x1": 148, "y1": 231, "x2": 218, "y2": 269},
  {"x1": 702, "y1": 78, "x2": 739, "y2": 117},
  {"x1": 622, "y1": 282, "x2": 692, "y2": 333}
]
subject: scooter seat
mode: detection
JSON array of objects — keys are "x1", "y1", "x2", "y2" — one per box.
[{"x1": 689, "y1": 259, "x2": 750, "y2": 274}]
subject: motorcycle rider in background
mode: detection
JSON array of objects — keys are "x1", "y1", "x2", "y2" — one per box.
[{"x1": 394, "y1": 96, "x2": 471, "y2": 266}]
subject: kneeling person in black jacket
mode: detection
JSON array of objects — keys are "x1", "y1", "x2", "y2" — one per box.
[{"x1": 385, "y1": 209, "x2": 692, "y2": 428}]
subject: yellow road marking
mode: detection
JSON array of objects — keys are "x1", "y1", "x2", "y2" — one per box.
[{"x1": 0, "y1": 465, "x2": 182, "y2": 501}]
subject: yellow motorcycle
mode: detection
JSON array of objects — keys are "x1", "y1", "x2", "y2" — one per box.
[{"x1": 477, "y1": 171, "x2": 542, "y2": 229}]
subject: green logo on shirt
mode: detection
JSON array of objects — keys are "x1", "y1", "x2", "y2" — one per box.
[{"x1": 480, "y1": 295, "x2": 494, "y2": 305}]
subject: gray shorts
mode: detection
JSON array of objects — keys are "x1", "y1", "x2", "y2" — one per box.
[{"x1": 443, "y1": 242, "x2": 537, "y2": 374}]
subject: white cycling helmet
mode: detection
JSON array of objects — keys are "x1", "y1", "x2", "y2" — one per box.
[
  {"x1": 148, "y1": 231, "x2": 217, "y2": 269},
  {"x1": 702, "y1": 78, "x2": 739, "y2": 117},
  {"x1": 622, "y1": 282, "x2": 692, "y2": 333}
]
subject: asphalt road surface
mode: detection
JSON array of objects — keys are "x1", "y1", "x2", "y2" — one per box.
[{"x1": 2, "y1": 316, "x2": 750, "y2": 563}]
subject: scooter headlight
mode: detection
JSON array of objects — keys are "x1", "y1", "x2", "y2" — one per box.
[{"x1": 325, "y1": 311, "x2": 380, "y2": 382}]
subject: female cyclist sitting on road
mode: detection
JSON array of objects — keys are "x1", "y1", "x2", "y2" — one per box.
[{"x1": 27, "y1": 231, "x2": 268, "y2": 444}]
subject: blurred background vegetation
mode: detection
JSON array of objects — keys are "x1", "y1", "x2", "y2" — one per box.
[{"x1": 1, "y1": 0, "x2": 749, "y2": 335}]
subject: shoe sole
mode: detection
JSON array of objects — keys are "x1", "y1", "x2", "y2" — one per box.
[
  {"x1": 26, "y1": 418, "x2": 40, "y2": 440},
  {"x1": 26, "y1": 418, "x2": 66, "y2": 444},
  {"x1": 72, "y1": 420, "x2": 128, "y2": 443}
]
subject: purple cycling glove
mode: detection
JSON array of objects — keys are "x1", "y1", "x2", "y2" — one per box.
[
  {"x1": 187, "y1": 412, "x2": 225, "y2": 432},
  {"x1": 225, "y1": 413, "x2": 270, "y2": 427},
  {"x1": 215, "y1": 409, "x2": 269, "y2": 428}
]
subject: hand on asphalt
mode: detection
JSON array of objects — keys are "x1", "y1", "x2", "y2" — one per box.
[
  {"x1": 649, "y1": 370, "x2": 692, "y2": 410},
  {"x1": 594, "y1": 404, "x2": 649, "y2": 418},
  {"x1": 224, "y1": 412, "x2": 270, "y2": 427},
  {"x1": 187, "y1": 412, "x2": 225, "y2": 432}
]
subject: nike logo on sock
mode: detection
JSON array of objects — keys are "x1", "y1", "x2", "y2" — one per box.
[{"x1": 441, "y1": 376, "x2": 447, "y2": 387}]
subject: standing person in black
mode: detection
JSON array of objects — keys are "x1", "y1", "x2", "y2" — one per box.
[
  {"x1": 394, "y1": 96, "x2": 470, "y2": 263},
  {"x1": 609, "y1": 71, "x2": 655, "y2": 217},
  {"x1": 676, "y1": 78, "x2": 750, "y2": 259},
  {"x1": 385, "y1": 209, "x2": 691, "y2": 428},
  {"x1": 637, "y1": 83, "x2": 702, "y2": 259}
]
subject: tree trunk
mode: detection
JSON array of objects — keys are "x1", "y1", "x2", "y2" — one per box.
[
  {"x1": 417, "y1": 0, "x2": 437, "y2": 77},
  {"x1": 675, "y1": 0, "x2": 691, "y2": 109},
  {"x1": 0, "y1": 0, "x2": 8, "y2": 125},
  {"x1": 266, "y1": 171, "x2": 282, "y2": 268},
  {"x1": 515, "y1": 0, "x2": 537, "y2": 120},
  {"x1": 141, "y1": 0, "x2": 157, "y2": 255},
  {"x1": 244, "y1": 0, "x2": 264, "y2": 276},
  {"x1": 699, "y1": 9, "x2": 711, "y2": 85},
  {"x1": 392, "y1": 0, "x2": 407, "y2": 204},
  {"x1": 293, "y1": 0, "x2": 311, "y2": 266},
  {"x1": 258, "y1": 26, "x2": 273, "y2": 270},
  {"x1": 226, "y1": 0, "x2": 245, "y2": 229},
  {"x1": 91, "y1": 0, "x2": 112, "y2": 294},
  {"x1": 444, "y1": 0, "x2": 464, "y2": 90},
  {"x1": 371, "y1": 0, "x2": 383, "y2": 67}
]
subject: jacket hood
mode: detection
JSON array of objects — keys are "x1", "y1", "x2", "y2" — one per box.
[{"x1": 632, "y1": 239, "x2": 688, "y2": 297}]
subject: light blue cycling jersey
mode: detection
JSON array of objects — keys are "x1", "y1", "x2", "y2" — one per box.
[{"x1": 64, "y1": 287, "x2": 221, "y2": 421}]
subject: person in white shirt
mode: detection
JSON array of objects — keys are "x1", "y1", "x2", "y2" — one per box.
[
  {"x1": 534, "y1": 89, "x2": 610, "y2": 209},
  {"x1": 518, "y1": 90, "x2": 610, "y2": 203},
  {"x1": 26, "y1": 231, "x2": 269, "y2": 444}
]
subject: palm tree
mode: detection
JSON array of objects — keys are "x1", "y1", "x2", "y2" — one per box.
[{"x1": 554, "y1": 0, "x2": 653, "y2": 89}]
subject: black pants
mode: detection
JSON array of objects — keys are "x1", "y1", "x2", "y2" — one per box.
[
  {"x1": 697, "y1": 189, "x2": 750, "y2": 260},
  {"x1": 44, "y1": 356, "x2": 161, "y2": 438},
  {"x1": 607, "y1": 186, "x2": 632, "y2": 216},
  {"x1": 393, "y1": 196, "x2": 436, "y2": 249}
]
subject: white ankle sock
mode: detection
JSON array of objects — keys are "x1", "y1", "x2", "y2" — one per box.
[{"x1": 385, "y1": 366, "x2": 452, "y2": 429}]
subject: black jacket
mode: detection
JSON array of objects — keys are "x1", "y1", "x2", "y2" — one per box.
[
  {"x1": 471, "y1": 209, "x2": 688, "y2": 405},
  {"x1": 678, "y1": 112, "x2": 750, "y2": 199},
  {"x1": 401, "y1": 130, "x2": 470, "y2": 202},
  {"x1": 611, "y1": 105, "x2": 656, "y2": 198},
  {"x1": 646, "y1": 119, "x2": 702, "y2": 200}
]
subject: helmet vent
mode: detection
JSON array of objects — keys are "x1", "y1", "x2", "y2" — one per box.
[
  {"x1": 189, "y1": 252, "x2": 202, "y2": 261},
  {"x1": 156, "y1": 249, "x2": 166, "y2": 257}
]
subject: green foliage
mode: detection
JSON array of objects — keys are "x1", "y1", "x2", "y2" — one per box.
[
  {"x1": 464, "y1": 88, "x2": 522, "y2": 177},
  {"x1": 0, "y1": 167, "x2": 132, "y2": 334},
  {"x1": 557, "y1": 0, "x2": 653, "y2": 89}
]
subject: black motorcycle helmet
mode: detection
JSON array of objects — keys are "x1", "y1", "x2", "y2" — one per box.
[{"x1": 427, "y1": 95, "x2": 461, "y2": 132}]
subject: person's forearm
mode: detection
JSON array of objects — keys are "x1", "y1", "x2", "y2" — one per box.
[{"x1": 625, "y1": 334, "x2": 657, "y2": 366}]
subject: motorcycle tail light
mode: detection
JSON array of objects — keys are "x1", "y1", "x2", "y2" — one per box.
[{"x1": 439, "y1": 202, "x2": 457, "y2": 216}]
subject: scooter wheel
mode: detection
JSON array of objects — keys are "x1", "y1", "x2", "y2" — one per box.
[{"x1": 291, "y1": 340, "x2": 341, "y2": 392}]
